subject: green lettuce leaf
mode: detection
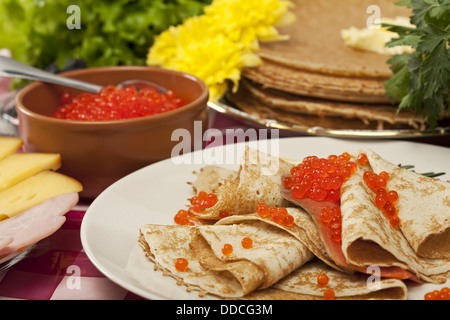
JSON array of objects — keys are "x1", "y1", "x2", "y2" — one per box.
[{"x1": 0, "y1": 0, "x2": 212, "y2": 71}]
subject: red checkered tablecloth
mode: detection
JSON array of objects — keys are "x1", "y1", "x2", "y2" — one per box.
[{"x1": 0, "y1": 209, "x2": 144, "y2": 300}]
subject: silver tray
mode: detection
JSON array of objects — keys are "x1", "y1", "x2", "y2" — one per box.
[{"x1": 208, "y1": 100, "x2": 450, "y2": 139}]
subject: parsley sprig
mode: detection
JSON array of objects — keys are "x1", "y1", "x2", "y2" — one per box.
[{"x1": 383, "y1": 0, "x2": 450, "y2": 129}]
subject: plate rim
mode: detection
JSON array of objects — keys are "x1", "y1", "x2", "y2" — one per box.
[{"x1": 80, "y1": 136, "x2": 450, "y2": 300}]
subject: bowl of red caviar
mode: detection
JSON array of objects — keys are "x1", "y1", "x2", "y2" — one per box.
[{"x1": 15, "y1": 66, "x2": 209, "y2": 199}]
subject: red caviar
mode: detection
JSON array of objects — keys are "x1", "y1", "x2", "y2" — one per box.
[
  {"x1": 387, "y1": 190, "x2": 399, "y2": 203},
  {"x1": 190, "y1": 191, "x2": 219, "y2": 213},
  {"x1": 256, "y1": 203, "x2": 295, "y2": 227},
  {"x1": 317, "y1": 274, "x2": 330, "y2": 287},
  {"x1": 424, "y1": 287, "x2": 450, "y2": 300},
  {"x1": 357, "y1": 153, "x2": 369, "y2": 166},
  {"x1": 256, "y1": 203, "x2": 270, "y2": 218},
  {"x1": 283, "y1": 153, "x2": 358, "y2": 204},
  {"x1": 175, "y1": 258, "x2": 189, "y2": 272},
  {"x1": 222, "y1": 244, "x2": 233, "y2": 257},
  {"x1": 52, "y1": 85, "x2": 186, "y2": 121},
  {"x1": 283, "y1": 153, "x2": 357, "y2": 246},
  {"x1": 174, "y1": 190, "x2": 219, "y2": 225},
  {"x1": 363, "y1": 167, "x2": 401, "y2": 228},
  {"x1": 174, "y1": 210, "x2": 195, "y2": 226},
  {"x1": 283, "y1": 214, "x2": 295, "y2": 227},
  {"x1": 323, "y1": 289, "x2": 336, "y2": 300},
  {"x1": 219, "y1": 211, "x2": 230, "y2": 219},
  {"x1": 320, "y1": 205, "x2": 342, "y2": 244},
  {"x1": 242, "y1": 237, "x2": 253, "y2": 249}
]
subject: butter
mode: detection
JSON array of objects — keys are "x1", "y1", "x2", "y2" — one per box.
[
  {"x1": 0, "y1": 170, "x2": 83, "y2": 219},
  {"x1": 0, "y1": 153, "x2": 61, "y2": 192},
  {"x1": 341, "y1": 17, "x2": 415, "y2": 55}
]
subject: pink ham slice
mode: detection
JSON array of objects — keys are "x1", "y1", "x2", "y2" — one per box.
[
  {"x1": 288, "y1": 196, "x2": 348, "y2": 268},
  {"x1": 282, "y1": 188, "x2": 419, "y2": 282},
  {"x1": 0, "y1": 238, "x2": 13, "y2": 254},
  {"x1": 0, "y1": 193, "x2": 79, "y2": 259}
]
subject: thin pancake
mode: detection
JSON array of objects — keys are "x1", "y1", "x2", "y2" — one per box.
[
  {"x1": 188, "y1": 165, "x2": 238, "y2": 194},
  {"x1": 234, "y1": 79, "x2": 426, "y2": 130},
  {"x1": 138, "y1": 218, "x2": 313, "y2": 298},
  {"x1": 228, "y1": 83, "x2": 426, "y2": 131},
  {"x1": 279, "y1": 149, "x2": 450, "y2": 283},
  {"x1": 217, "y1": 208, "x2": 344, "y2": 273},
  {"x1": 190, "y1": 147, "x2": 292, "y2": 220},
  {"x1": 340, "y1": 150, "x2": 450, "y2": 283},
  {"x1": 243, "y1": 60, "x2": 390, "y2": 104},
  {"x1": 257, "y1": 0, "x2": 412, "y2": 78},
  {"x1": 362, "y1": 150, "x2": 450, "y2": 259},
  {"x1": 246, "y1": 260, "x2": 408, "y2": 300}
]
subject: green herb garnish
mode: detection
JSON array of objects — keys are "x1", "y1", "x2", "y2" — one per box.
[
  {"x1": 0, "y1": 0, "x2": 212, "y2": 76},
  {"x1": 398, "y1": 164, "x2": 446, "y2": 178},
  {"x1": 383, "y1": 0, "x2": 450, "y2": 129}
]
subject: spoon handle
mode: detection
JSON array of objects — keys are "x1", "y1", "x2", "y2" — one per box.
[{"x1": 0, "y1": 56, "x2": 102, "y2": 93}]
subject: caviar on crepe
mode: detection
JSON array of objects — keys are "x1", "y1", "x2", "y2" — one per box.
[
  {"x1": 283, "y1": 153, "x2": 357, "y2": 204},
  {"x1": 317, "y1": 274, "x2": 329, "y2": 287},
  {"x1": 282, "y1": 153, "x2": 357, "y2": 244},
  {"x1": 52, "y1": 85, "x2": 186, "y2": 121},
  {"x1": 320, "y1": 206, "x2": 342, "y2": 244},
  {"x1": 174, "y1": 191, "x2": 219, "y2": 226},
  {"x1": 222, "y1": 244, "x2": 233, "y2": 257},
  {"x1": 175, "y1": 258, "x2": 189, "y2": 272},
  {"x1": 190, "y1": 191, "x2": 219, "y2": 213},
  {"x1": 219, "y1": 211, "x2": 230, "y2": 219},
  {"x1": 256, "y1": 203, "x2": 295, "y2": 227},
  {"x1": 174, "y1": 209, "x2": 195, "y2": 226},
  {"x1": 357, "y1": 153, "x2": 369, "y2": 166},
  {"x1": 362, "y1": 167, "x2": 401, "y2": 228},
  {"x1": 323, "y1": 288, "x2": 336, "y2": 300},
  {"x1": 241, "y1": 237, "x2": 253, "y2": 249}
]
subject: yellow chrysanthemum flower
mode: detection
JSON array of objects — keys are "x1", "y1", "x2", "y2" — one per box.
[{"x1": 147, "y1": 0, "x2": 294, "y2": 102}]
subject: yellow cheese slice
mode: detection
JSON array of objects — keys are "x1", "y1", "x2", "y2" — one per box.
[
  {"x1": 0, "y1": 170, "x2": 83, "y2": 218},
  {"x1": 0, "y1": 137, "x2": 23, "y2": 160},
  {"x1": 0, "y1": 153, "x2": 61, "y2": 192}
]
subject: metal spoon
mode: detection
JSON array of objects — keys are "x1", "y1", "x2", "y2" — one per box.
[
  {"x1": 0, "y1": 56, "x2": 168, "y2": 127},
  {"x1": 0, "y1": 56, "x2": 168, "y2": 93}
]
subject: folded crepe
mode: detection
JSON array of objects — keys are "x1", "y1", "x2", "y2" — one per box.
[
  {"x1": 216, "y1": 208, "x2": 344, "y2": 273},
  {"x1": 221, "y1": 210, "x2": 407, "y2": 300},
  {"x1": 189, "y1": 165, "x2": 238, "y2": 195},
  {"x1": 283, "y1": 149, "x2": 450, "y2": 284},
  {"x1": 135, "y1": 207, "x2": 408, "y2": 299},
  {"x1": 189, "y1": 147, "x2": 292, "y2": 220},
  {"x1": 362, "y1": 150, "x2": 450, "y2": 259},
  {"x1": 137, "y1": 212, "x2": 314, "y2": 298},
  {"x1": 246, "y1": 260, "x2": 408, "y2": 300}
]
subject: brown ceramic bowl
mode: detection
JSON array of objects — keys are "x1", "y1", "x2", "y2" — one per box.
[{"x1": 15, "y1": 66, "x2": 209, "y2": 199}]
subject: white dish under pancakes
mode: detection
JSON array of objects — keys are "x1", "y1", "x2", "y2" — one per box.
[{"x1": 80, "y1": 137, "x2": 450, "y2": 300}]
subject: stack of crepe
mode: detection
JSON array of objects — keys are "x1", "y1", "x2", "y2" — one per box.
[
  {"x1": 130, "y1": 147, "x2": 450, "y2": 300},
  {"x1": 227, "y1": 0, "x2": 429, "y2": 131}
]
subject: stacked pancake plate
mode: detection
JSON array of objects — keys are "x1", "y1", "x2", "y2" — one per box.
[{"x1": 209, "y1": 0, "x2": 450, "y2": 138}]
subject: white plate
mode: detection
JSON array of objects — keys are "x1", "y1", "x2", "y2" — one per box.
[{"x1": 80, "y1": 137, "x2": 450, "y2": 300}]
